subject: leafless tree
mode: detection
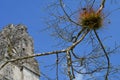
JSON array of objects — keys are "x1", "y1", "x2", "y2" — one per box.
[{"x1": 0, "y1": 0, "x2": 120, "y2": 80}]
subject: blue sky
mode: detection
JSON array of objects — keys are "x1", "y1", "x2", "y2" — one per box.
[
  {"x1": 0, "y1": 0, "x2": 120, "y2": 80},
  {"x1": 0, "y1": 0, "x2": 57, "y2": 51}
]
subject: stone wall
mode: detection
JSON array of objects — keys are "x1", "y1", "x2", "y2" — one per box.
[{"x1": 0, "y1": 24, "x2": 40, "y2": 80}]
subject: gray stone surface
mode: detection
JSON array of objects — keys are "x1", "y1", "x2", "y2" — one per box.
[{"x1": 0, "y1": 24, "x2": 40, "y2": 80}]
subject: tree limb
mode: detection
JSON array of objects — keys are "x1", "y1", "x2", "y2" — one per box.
[
  {"x1": 0, "y1": 49, "x2": 66, "y2": 70},
  {"x1": 97, "y1": 0, "x2": 106, "y2": 13},
  {"x1": 94, "y1": 29, "x2": 110, "y2": 80}
]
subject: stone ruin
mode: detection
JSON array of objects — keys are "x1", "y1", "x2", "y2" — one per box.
[{"x1": 0, "y1": 24, "x2": 40, "y2": 80}]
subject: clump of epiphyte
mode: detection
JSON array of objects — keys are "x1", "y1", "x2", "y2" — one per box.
[{"x1": 79, "y1": 8, "x2": 103, "y2": 29}]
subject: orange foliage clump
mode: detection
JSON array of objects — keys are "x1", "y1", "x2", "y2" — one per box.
[{"x1": 79, "y1": 8, "x2": 103, "y2": 29}]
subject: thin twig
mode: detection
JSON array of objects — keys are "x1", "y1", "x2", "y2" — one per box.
[
  {"x1": 41, "y1": 72, "x2": 52, "y2": 80},
  {"x1": 74, "y1": 66, "x2": 108, "y2": 74},
  {"x1": 94, "y1": 29, "x2": 110, "y2": 80},
  {"x1": 71, "y1": 49, "x2": 81, "y2": 59},
  {"x1": 59, "y1": 0, "x2": 82, "y2": 26},
  {"x1": 72, "y1": 28, "x2": 87, "y2": 43},
  {"x1": 69, "y1": 52, "x2": 75, "y2": 79},
  {"x1": 97, "y1": 0, "x2": 106, "y2": 13},
  {"x1": 68, "y1": 29, "x2": 90, "y2": 50},
  {"x1": 90, "y1": 0, "x2": 96, "y2": 9},
  {"x1": 56, "y1": 54, "x2": 59, "y2": 80},
  {"x1": 104, "y1": 8, "x2": 120, "y2": 19}
]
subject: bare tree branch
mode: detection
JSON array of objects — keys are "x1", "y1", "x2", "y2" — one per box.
[
  {"x1": 1, "y1": 1, "x2": 120, "y2": 80},
  {"x1": 59, "y1": 0, "x2": 82, "y2": 26},
  {"x1": 94, "y1": 29, "x2": 110, "y2": 80},
  {"x1": 0, "y1": 49, "x2": 66, "y2": 70},
  {"x1": 56, "y1": 54, "x2": 59, "y2": 80},
  {"x1": 72, "y1": 27, "x2": 87, "y2": 43},
  {"x1": 97, "y1": 0, "x2": 106, "y2": 13},
  {"x1": 67, "y1": 29, "x2": 90, "y2": 50},
  {"x1": 66, "y1": 51, "x2": 73, "y2": 80}
]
